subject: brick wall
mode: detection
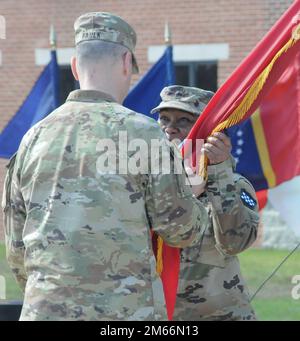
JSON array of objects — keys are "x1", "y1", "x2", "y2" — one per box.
[{"x1": 0, "y1": 0, "x2": 293, "y2": 241}]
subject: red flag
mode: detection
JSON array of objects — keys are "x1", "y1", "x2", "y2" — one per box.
[
  {"x1": 256, "y1": 190, "x2": 268, "y2": 210},
  {"x1": 152, "y1": 235, "x2": 180, "y2": 320},
  {"x1": 187, "y1": 0, "x2": 300, "y2": 142},
  {"x1": 160, "y1": 1, "x2": 300, "y2": 321}
]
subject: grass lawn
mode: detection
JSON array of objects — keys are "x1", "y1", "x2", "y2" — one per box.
[
  {"x1": 0, "y1": 243, "x2": 300, "y2": 320},
  {"x1": 0, "y1": 243, "x2": 23, "y2": 302},
  {"x1": 239, "y1": 248, "x2": 300, "y2": 321}
]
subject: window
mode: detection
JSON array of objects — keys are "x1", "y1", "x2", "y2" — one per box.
[
  {"x1": 59, "y1": 66, "x2": 79, "y2": 105},
  {"x1": 175, "y1": 61, "x2": 217, "y2": 92}
]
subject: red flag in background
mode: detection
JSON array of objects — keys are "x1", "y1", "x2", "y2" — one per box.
[{"x1": 162, "y1": 1, "x2": 300, "y2": 321}]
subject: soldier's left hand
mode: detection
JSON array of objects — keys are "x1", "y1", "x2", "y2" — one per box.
[{"x1": 202, "y1": 132, "x2": 232, "y2": 165}]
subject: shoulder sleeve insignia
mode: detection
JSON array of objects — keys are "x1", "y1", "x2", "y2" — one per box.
[{"x1": 240, "y1": 189, "x2": 257, "y2": 210}]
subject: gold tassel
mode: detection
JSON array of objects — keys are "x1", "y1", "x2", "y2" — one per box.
[
  {"x1": 199, "y1": 152, "x2": 208, "y2": 182},
  {"x1": 199, "y1": 24, "x2": 300, "y2": 178},
  {"x1": 156, "y1": 236, "x2": 164, "y2": 275},
  {"x1": 213, "y1": 28, "x2": 299, "y2": 134}
]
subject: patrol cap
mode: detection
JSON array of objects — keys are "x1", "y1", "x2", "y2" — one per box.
[
  {"x1": 151, "y1": 85, "x2": 215, "y2": 116},
  {"x1": 74, "y1": 12, "x2": 139, "y2": 74}
]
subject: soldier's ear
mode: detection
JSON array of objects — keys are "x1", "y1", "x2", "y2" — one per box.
[
  {"x1": 122, "y1": 51, "x2": 132, "y2": 77},
  {"x1": 71, "y1": 56, "x2": 79, "y2": 81}
]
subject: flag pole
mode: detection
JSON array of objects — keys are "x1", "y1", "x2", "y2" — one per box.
[
  {"x1": 164, "y1": 21, "x2": 175, "y2": 84},
  {"x1": 164, "y1": 21, "x2": 172, "y2": 46},
  {"x1": 49, "y1": 25, "x2": 60, "y2": 107},
  {"x1": 156, "y1": 21, "x2": 174, "y2": 276},
  {"x1": 49, "y1": 24, "x2": 57, "y2": 50}
]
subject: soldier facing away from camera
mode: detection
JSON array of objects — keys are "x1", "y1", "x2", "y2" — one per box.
[{"x1": 2, "y1": 14, "x2": 210, "y2": 321}]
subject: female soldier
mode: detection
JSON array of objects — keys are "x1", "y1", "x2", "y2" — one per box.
[{"x1": 151, "y1": 85, "x2": 259, "y2": 321}]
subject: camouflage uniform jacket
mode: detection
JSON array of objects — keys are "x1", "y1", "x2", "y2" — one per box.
[
  {"x1": 173, "y1": 158, "x2": 259, "y2": 321},
  {"x1": 2, "y1": 90, "x2": 210, "y2": 321}
]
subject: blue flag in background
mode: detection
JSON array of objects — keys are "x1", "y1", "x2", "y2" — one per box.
[
  {"x1": 0, "y1": 50, "x2": 60, "y2": 159},
  {"x1": 123, "y1": 46, "x2": 175, "y2": 120},
  {"x1": 228, "y1": 119, "x2": 268, "y2": 191}
]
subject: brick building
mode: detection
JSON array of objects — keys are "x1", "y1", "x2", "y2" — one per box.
[{"x1": 0, "y1": 0, "x2": 293, "y2": 241}]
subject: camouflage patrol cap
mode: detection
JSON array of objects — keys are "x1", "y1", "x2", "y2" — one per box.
[
  {"x1": 74, "y1": 12, "x2": 139, "y2": 74},
  {"x1": 151, "y1": 85, "x2": 215, "y2": 116}
]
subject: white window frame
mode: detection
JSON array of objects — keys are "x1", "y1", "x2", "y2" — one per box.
[
  {"x1": 148, "y1": 43, "x2": 229, "y2": 63},
  {"x1": 35, "y1": 48, "x2": 75, "y2": 66}
]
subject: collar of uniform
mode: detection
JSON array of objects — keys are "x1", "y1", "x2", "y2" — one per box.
[{"x1": 66, "y1": 90, "x2": 117, "y2": 104}]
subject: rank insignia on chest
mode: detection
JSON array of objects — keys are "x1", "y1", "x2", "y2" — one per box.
[{"x1": 240, "y1": 189, "x2": 257, "y2": 209}]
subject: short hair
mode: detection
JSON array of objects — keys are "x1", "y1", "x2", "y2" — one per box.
[{"x1": 76, "y1": 40, "x2": 129, "y2": 67}]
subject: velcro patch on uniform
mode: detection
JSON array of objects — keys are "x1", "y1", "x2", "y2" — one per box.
[{"x1": 240, "y1": 189, "x2": 257, "y2": 209}]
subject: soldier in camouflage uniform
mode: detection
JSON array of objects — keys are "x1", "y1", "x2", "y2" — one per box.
[
  {"x1": 151, "y1": 86, "x2": 259, "y2": 320},
  {"x1": 2, "y1": 14, "x2": 210, "y2": 321}
]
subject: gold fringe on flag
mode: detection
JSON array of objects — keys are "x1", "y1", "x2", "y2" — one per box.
[
  {"x1": 199, "y1": 24, "x2": 300, "y2": 180},
  {"x1": 156, "y1": 235, "x2": 164, "y2": 275}
]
